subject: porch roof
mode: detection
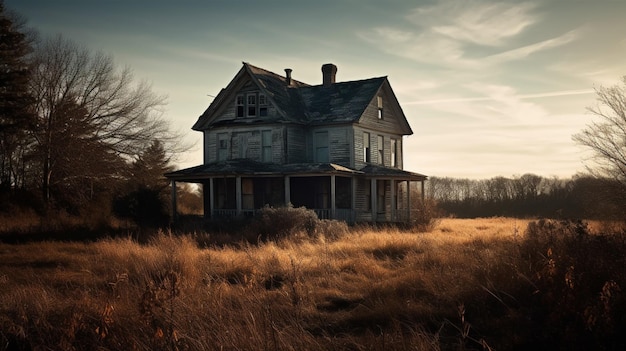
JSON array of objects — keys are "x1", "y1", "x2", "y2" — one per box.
[
  {"x1": 165, "y1": 159, "x2": 363, "y2": 182},
  {"x1": 360, "y1": 164, "x2": 428, "y2": 181}
]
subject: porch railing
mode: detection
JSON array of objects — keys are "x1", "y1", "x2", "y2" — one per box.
[
  {"x1": 210, "y1": 208, "x2": 357, "y2": 223},
  {"x1": 313, "y1": 209, "x2": 356, "y2": 224}
]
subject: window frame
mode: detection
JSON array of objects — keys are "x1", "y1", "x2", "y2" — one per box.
[
  {"x1": 236, "y1": 95, "x2": 244, "y2": 118},
  {"x1": 315, "y1": 131, "x2": 329, "y2": 163},
  {"x1": 261, "y1": 130, "x2": 272, "y2": 163},
  {"x1": 217, "y1": 132, "x2": 229, "y2": 161},
  {"x1": 363, "y1": 132, "x2": 371, "y2": 163},
  {"x1": 391, "y1": 138, "x2": 398, "y2": 168},
  {"x1": 246, "y1": 93, "x2": 257, "y2": 117},
  {"x1": 259, "y1": 93, "x2": 268, "y2": 116},
  {"x1": 377, "y1": 135, "x2": 384, "y2": 165}
]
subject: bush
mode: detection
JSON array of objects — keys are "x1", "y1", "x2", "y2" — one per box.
[
  {"x1": 249, "y1": 205, "x2": 348, "y2": 242},
  {"x1": 410, "y1": 198, "x2": 444, "y2": 232},
  {"x1": 250, "y1": 205, "x2": 319, "y2": 241},
  {"x1": 517, "y1": 219, "x2": 626, "y2": 350}
]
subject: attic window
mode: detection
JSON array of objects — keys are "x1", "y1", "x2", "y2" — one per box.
[
  {"x1": 377, "y1": 96, "x2": 383, "y2": 119},
  {"x1": 259, "y1": 94, "x2": 267, "y2": 116},
  {"x1": 247, "y1": 94, "x2": 257, "y2": 117},
  {"x1": 236, "y1": 95, "x2": 244, "y2": 117}
]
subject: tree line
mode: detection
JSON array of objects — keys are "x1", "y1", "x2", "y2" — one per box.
[
  {"x1": 0, "y1": 2, "x2": 199, "y2": 230},
  {"x1": 425, "y1": 174, "x2": 625, "y2": 219}
]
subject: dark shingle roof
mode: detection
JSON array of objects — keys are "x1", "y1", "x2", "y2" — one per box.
[
  {"x1": 193, "y1": 63, "x2": 388, "y2": 130},
  {"x1": 300, "y1": 77, "x2": 386, "y2": 124}
]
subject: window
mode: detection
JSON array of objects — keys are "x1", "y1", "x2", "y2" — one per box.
[
  {"x1": 247, "y1": 94, "x2": 256, "y2": 117},
  {"x1": 377, "y1": 96, "x2": 383, "y2": 119},
  {"x1": 363, "y1": 132, "x2": 371, "y2": 163},
  {"x1": 259, "y1": 94, "x2": 268, "y2": 116},
  {"x1": 236, "y1": 95, "x2": 244, "y2": 117},
  {"x1": 261, "y1": 130, "x2": 272, "y2": 162},
  {"x1": 391, "y1": 139, "x2": 398, "y2": 167},
  {"x1": 242, "y1": 178, "x2": 254, "y2": 210},
  {"x1": 217, "y1": 133, "x2": 228, "y2": 161},
  {"x1": 377, "y1": 180, "x2": 386, "y2": 213},
  {"x1": 315, "y1": 131, "x2": 329, "y2": 163},
  {"x1": 377, "y1": 135, "x2": 384, "y2": 165}
]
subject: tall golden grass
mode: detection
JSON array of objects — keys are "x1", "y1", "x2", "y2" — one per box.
[{"x1": 0, "y1": 217, "x2": 624, "y2": 350}]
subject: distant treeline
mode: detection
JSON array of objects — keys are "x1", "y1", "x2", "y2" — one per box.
[{"x1": 425, "y1": 174, "x2": 625, "y2": 219}]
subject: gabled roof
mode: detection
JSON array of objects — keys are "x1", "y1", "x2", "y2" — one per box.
[
  {"x1": 192, "y1": 63, "x2": 412, "y2": 134},
  {"x1": 300, "y1": 77, "x2": 387, "y2": 125}
]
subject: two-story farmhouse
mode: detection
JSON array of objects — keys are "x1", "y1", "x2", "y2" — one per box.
[{"x1": 166, "y1": 63, "x2": 426, "y2": 223}]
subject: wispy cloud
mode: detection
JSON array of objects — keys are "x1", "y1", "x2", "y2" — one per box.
[
  {"x1": 359, "y1": 0, "x2": 575, "y2": 68},
  {"x1": 484, "y1": 29, "x2": 579, "y2": 64},
  {"x1": 405, "y1": 88, "x2": 594, "y2": 105},
  {"x1": 418, "y1": 1, "x2": 536, "y2": 46}
]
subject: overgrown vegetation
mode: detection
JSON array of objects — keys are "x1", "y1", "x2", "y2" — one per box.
[{"x1": 1, "y1": 218, "x2": 624, "y2": 350}]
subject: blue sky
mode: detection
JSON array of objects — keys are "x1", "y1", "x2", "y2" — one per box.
[{"x1": 6, "y1": 0, "x2": 626, "y2": 179}]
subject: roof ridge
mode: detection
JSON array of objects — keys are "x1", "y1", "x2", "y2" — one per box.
[{"x1": 243, "y1": 62, "x2": 311, "y2": 87}]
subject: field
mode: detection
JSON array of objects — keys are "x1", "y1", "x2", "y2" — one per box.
[{"x1": 1, "y1": 217, "x2": 625, "y2": 350}]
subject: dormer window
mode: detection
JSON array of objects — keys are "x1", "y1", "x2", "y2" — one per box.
[
  {"x1": 377, "y1": 96, "x2": 383, "y2": 119},
  {"x1": 236, "y1": 95, "x2": 244, "y2": 117},
  {"x1": 236, "y1": 92, "x2": 268, "y2": 117},
  {"x1": 247, "y1": 94, "x2": 257, "y2": 117},
  {"x1": 259, "y1": 94, "x2": 268, "y2": 116}
]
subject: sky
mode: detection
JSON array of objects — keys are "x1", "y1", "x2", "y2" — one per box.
[{"x1": 6, "y1": 0, "x2": 626, "y2": 179}]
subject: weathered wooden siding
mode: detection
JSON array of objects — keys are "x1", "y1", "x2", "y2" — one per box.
[
  {"x1": 286, "y1": 126, "x2": 307, "y2": 163},
  {"x1": 352, "y1": 126, "x2": 404, "y2": 169},
  {"x1": 204, "y1": 126, "x2": 286, "y2": 164},
  {"x1": 357, "y1": 84, "x2": 407, "y2": 136},
  {"x1": 308, "y1": 126, "x2": 352, "y2": 166}
]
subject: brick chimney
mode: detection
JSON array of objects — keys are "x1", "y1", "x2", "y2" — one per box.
[
  {"x1": 285, "y1": 68, "x2": 292, "y2": 85},
  {"x1": 322, "y1": 63, "x2": 337, "y2": 86}
]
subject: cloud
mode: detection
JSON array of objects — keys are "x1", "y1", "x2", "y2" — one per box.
[
  {"x1": 417, "y1": 1, "x2": 536, "y2": 46},
  {"x1": 484, "y1": 29, "x2": 579, "y2": 64},
  {"x1": 404, "y1": 88, "x2": 594, "y2": 105},
  {"x1": 359, "y1": 0, "x2": 576, "y2": 69}
]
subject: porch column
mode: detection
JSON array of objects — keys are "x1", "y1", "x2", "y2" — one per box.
[
  {"x1": 284, "y1": 175, "x2": 291, "y2": 205},
  {"x1": 390, "y1": 179, "x2": 396, "y2": 222},
  {"x1": 170, "y1": 180, "x2": 177, "y2": 224},
  {"x1": 421, "y1": 179, "x2": 425, "y2": 202},
  {"x1": 330, "y1": 175, "x2": 336, "y2": 218},
  {"x1": 209, "y1": 178, "x2": 214, "y2": 219},
  {"x1": 407, "y1": 181, "x2": 411, "y2": 222},
  {"x1": 236, "y1": 176, "x2": 242, "y2": 216},
  {"x1": 371, "y1": 178, "x2": 377, "y2": 222}
]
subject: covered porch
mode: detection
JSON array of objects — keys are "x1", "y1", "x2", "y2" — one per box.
[{"x1": 165, "y1": 159, "x2": 426, "y2": 225}]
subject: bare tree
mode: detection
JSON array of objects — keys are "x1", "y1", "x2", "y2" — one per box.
[
  {"x1": 573, "y1": 77, "x2": 626, "y2": 186},
  {"x1": 28, "y1": 35, "x2": 180, "y2": 204}
]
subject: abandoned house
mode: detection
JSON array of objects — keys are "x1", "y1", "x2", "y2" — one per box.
[{"x1": 165, "y1": 62, "x2": 427, "y2": 224}]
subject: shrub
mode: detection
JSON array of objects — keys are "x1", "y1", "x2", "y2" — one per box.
[
  {"x1": 250, "y1": 205, "x2": 320, "y2": 241},
  {"x1": 517, "y1": 219, "x2": 626, "y2": 350},
  {"x1": 410, "y1": 198, "x2": 443, "y2": 232}
]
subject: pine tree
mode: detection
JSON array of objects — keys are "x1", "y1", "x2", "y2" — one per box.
[{"x1": 0, "y1": 1, "x2": 34, "y2": 190}]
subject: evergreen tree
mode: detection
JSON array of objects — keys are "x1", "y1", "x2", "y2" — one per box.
[
  {"x1": 0, "y1": 1, "x2": 34, "y2": 190},
  {"x1": 114, "y1": 140, "x2": 174, "y2": 228}
]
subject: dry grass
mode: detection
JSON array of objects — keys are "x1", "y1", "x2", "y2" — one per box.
[{"x1": 1, "y1": 217, "x2": 624, "y2": 350}]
